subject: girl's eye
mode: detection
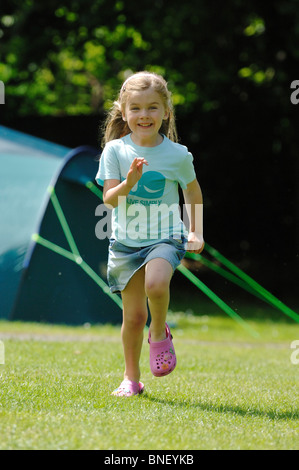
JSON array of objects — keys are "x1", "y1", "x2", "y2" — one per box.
[{"x1": 129, "y1": 106, "x2": 158, "y2": 111}]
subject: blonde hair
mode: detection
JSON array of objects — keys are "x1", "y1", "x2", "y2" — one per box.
[{"x1": 101, "y1": 71, "x2": 178, "y2": 147}]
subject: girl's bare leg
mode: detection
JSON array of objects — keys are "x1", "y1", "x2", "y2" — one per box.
[
  {"x1": 121, "y1": 267, "x2": 148, "y2": 383},
  {"x1": 145, "y1": 258, "x2": 173, "y2": 342}
]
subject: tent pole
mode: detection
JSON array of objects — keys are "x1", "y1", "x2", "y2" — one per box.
[{"x1": 48, "y1": 185, "x2": 80, "y2": 257}]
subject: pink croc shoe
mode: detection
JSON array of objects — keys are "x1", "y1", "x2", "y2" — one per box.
[
  {"x1": 148, "y1": 323, "x2": 176, "y2": 377},
  {"x1": 111, "y1": 380, "x2": 145, "y2": 397}
]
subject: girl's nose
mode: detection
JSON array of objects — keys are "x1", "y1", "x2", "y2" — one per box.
[{"x1": 140, "y1": 108, "x2": 149, "y2": 117}]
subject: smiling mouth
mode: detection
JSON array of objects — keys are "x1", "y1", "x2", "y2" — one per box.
[{"x1": 138, "y1": 123, "x2": 153, "y2": 128}]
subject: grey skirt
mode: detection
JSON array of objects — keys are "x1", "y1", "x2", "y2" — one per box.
[{"x1": 107, "y1": 236, "x2": 186, "y2": 293}]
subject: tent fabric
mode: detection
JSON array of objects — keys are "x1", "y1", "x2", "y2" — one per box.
[{"x1": 0, "y1": 125, "x2": 121, "y2": 324}]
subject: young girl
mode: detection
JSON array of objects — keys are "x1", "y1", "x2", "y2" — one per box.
[{"x1": 96, "y1": 71, "x2": 204, "y2": 396}]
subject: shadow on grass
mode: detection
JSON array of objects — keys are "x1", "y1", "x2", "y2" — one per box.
[{"x1": 141, "y1": 393, "x2": 299, "y2": 421}]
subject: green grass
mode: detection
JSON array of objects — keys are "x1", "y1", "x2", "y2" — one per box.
[{"x1": 0, "y1": 312, "x2": 298, "y2": 450}]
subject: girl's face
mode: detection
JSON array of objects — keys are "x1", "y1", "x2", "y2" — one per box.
[{"x1": 122, "y1": 87, "x2": 169, "y2": 146}]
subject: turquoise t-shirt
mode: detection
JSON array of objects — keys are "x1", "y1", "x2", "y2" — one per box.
[{"x1": 96, "y1": 134, "x2": 196, "y2": 247}]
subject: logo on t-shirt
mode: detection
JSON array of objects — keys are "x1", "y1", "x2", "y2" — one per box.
[{"x1": 129, "y1": 171, "x2": 166, "y2": 199}]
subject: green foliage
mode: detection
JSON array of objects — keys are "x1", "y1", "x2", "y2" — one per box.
[
  {"x1": 1, "y1": 0, "x2": 299, "y2": 118},
  {"x1": 1, "y1": 1, "x2": 298, "y2": 273}
]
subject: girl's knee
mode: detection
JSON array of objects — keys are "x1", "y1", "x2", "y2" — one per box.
[
  {"x1": 145, "y1": 278, "x2": 169, "y2": 300},
  {"x1": 123, "y1": 309, "x2": 148, "y2": 331},
  {"x1": 145, "y1": 258, "x2": 172, "y2": 300}
]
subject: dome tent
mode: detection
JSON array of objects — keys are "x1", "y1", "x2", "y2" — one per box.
[{"x1": 0, "y1": 125, "x2": 121, "y2": 324}]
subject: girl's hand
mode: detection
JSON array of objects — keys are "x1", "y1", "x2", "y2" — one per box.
[
  {"x1": 185, "y1": 232, "x2": 205, "y2": 254},
  {"x1": 126, "y1": 157, "x2": 149, "y2": 189}
]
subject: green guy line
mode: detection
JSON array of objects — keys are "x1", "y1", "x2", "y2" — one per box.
[
  {"x1": 32, "y1": 234, "x2": 78, "y2": 263},
  {"x1": 79, "y1": 259, "x2": 123, "y2": 309},
  {"x1": 185, "y1": 252, "x2": 271, "y2": 305},
  {"x1": 32, "y1": 187, "x2": 123, "y2": 311},
  {"x1": 85, "y1": 181, "x2": 103, "y2": 200},
  {"x1": 177, "y1": 264, "x2": 259, "y2": 338},
  {"x1": 204, "y1": 243, "x2": 299, "y2": 323},
  {"x1": 48, "y1": 185, "x2": 80, "y2": 257},
  {"x1": 32, "y1": 233, "x2": 122, "y2": 310}
]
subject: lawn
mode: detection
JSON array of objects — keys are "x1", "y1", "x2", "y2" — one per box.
[{"x1": 0, "y1": 311, "x2": 298, "y2": 450}]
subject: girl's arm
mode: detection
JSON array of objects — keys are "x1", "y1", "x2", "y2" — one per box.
[
  {"x1": 103, "y1": 157, "x2": 148, "y2": 208},
  {"x1": 103, "y1": 178, "x2": 130, "y2": 208},
  {"x1": 182, "y1": 178, "x2": 204, "y2": 254}
]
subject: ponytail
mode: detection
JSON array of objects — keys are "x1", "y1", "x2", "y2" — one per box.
[{"x1": 101, "y1": 101, "x2": 131, "y2": 147}]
